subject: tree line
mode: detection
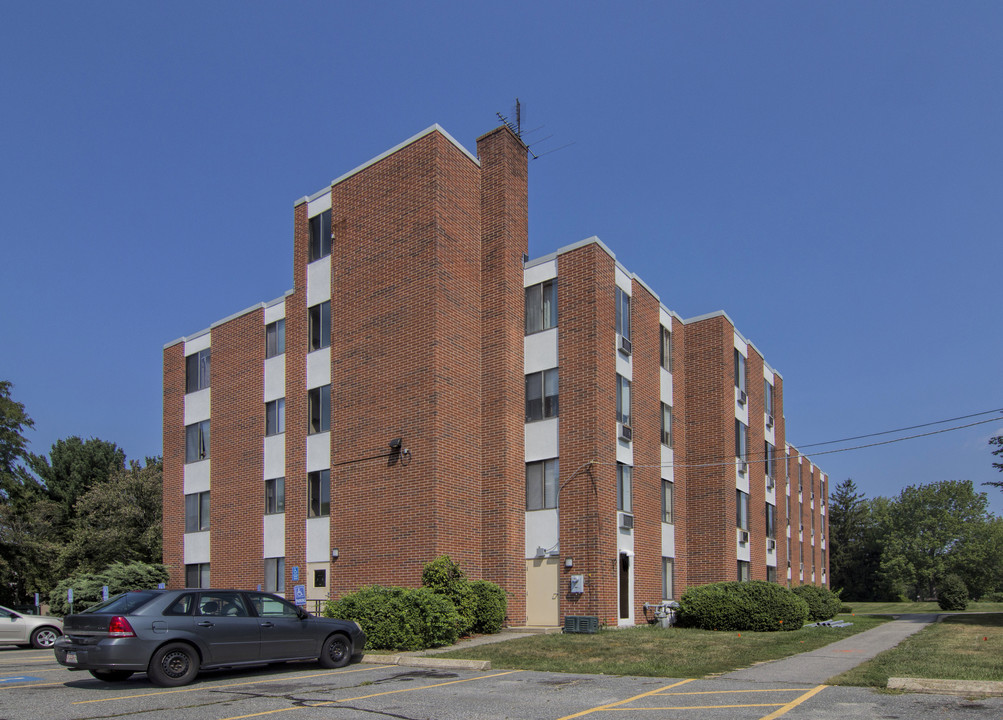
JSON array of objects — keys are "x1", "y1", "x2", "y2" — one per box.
[{"x1": 0, "y1": 381, "x2": 162, "y2": 607}]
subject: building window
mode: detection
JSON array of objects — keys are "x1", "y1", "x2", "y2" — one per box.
[
  {"x1": 266, "y1": 398, "x2": 285, "y2": 436},
  {"x1": 660, "y1": 326, "x2": 673, "y2": 372},
  {"x1": 266, "y1": 319, "x2": 285, "y2": 358},
  {"x1": 737, "y1": 560, "x2": 751, "y2": 582},
  {"x1": 662, "y1": 480, "x2": 674, "y2": 524},
  {"x1": 308, "y1": 469, "x2": 330, "y2": 517},
  {"x1": 185, "y1": 563, "x2": 209, "y2": 589},
  {"x1": 525, "y1": 279, "x2": 557, "y2": 334},
  {"x1": 662, "y1": 558, "x2": 674, "y2": 600},
  {"x1": 615, "y1": 286, "x2": 631, "y2": 341},
  {"x1": 735, "y1": 420, "x2": 748, "y2": 463},
  {"x1": 734, "y1": 348, "x2": 746, "y2": 393},
  {"x1": 661, "y1": 403, "x2": 673, "y2": 447},
  {"x1": 766, "y1": 565, "x2": 777, "y2": 583},
  {"x1": 184, "y1": 491, "x2": 210, "y2": 533},
  {"x1": 526, "y1": 459, "x2": 559, "y2": 511},
  {"x1": 265, "y1": 477, "x2": 285, "y2": 514},
  {"x1": 525, "y1": 369, "x2": 558, "y2": 422},
  {"x1": 185, "y1": 420, "x2": 210, "y2": 463},
  {"x1": 616, "y1": 375, "x2": 631, "y2": 426},
  {"x1": 308, "y1": 209, "x2": 332, "y2": 262},
  {"x1": 617, "y1": 463, "x2": 632, "y2": 513},
  {"x1": 264, "y1": 557, "x2": 285, "y2": 593},
  {"x1": 185, "y1": 348, "x2": 211, "y2": 393},
  {"x1": 314, "y1": 569, "x2": 327, "y2": 588},
  {"x1": 309, "y1": 301, "x2": 331, "y2": 351},
  {"x1": 736, "y1": 490, "x2": 749, "y2": 531},
  {"x1": 764, "y1": 378, "x2": 774, "y2": 417},
  {"x1": 766, "y1": 503, "x2": 776, "y2": 539},
  {"x1": 764, "y1": 441, "x2": 775, "y2": 480},
  {"x1": 308, "y1": 385, "x2": 331, "y2": 434}
]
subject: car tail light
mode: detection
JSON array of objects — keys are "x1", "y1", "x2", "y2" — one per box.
[{"x1": 108, "y1": 616, "x2": 136, "y2": 638}]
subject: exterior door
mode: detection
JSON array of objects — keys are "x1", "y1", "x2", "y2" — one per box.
[{"x1": 526, "y1": 557, "x2": 559, "y2": 627}]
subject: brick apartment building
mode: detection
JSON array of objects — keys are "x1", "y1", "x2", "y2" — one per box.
[{"x1": 162, "y1": 123, "x2": 829, "y2": 627}]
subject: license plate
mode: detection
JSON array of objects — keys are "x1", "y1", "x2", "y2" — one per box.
[{"x1": 65, "y1": 652, "x2": 77, "y2": 664}]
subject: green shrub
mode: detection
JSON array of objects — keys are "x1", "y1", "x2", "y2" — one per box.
[
  {"x1": 678, "y1": 581, "x2": 808, "y2": 632},
  {"x1": 469, "y1": 580, "x2": 507, "y2": 634},
  {"x1": 791, "y1": 584, "x2": 842, "y2": 621},
  {"x1": 421, "y1": 555, "x2": 476, "y2": 635},
  {"x1": 324, "y1": 585, "x2": 459, "y2": 651},
  {"x1": 48, "y1": 562, "x2": 168, "y2": 616},
  {"x1": 980, "y1": 591, "x2": 1003, "y2": 603},
  {"x1": 840, "y1": 604, "x2": 854, "y2": 614},
  {"x1": 937, "y1": 574, "x2": 968, "y2": 611}
]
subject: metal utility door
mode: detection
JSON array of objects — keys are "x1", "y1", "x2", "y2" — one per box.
[{"x1": 526, "y1": 557, "x2": 559, "y2": 627}]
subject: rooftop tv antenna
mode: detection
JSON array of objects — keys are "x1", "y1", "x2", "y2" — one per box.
[{"x1": 496, "y1": 99, "x2": 574, "y2": 161}]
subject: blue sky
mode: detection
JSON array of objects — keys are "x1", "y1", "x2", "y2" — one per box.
[{"x1": 2, "y1": 2, "x2": 1001, "y2": 511}]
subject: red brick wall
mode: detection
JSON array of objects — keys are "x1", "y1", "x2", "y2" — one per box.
[
  {"x1": 669, "y1": 315, "x2": 689, "y2": 595},
  {"x1": 162, "y1": 342, "x2": 185, "y2": 587},
  {"x1": 477, "y1": 127, "x2": 529, "y2": 622}
]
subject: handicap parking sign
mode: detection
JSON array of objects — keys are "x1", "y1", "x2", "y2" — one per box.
[{"x1": 293, "y1": 584, "x2": 306, "y2": 606}]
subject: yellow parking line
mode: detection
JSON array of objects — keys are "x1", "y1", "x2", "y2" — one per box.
[
  {"x1": 656, "y1": 688, "x2": 815, "y2": 696},
  {"x1": 555, "y1": 678, "x2": 695, "y2": 720},
  {"x1": 73, "y1": 665, "x2": 393, "y2": 704},
  {"x1": 215, "y1": 670, "x2": 523, "y2": 720},
  {"x1": 759, "y1": 685, "x2": 828, "y2": 720},
  {"x1": 613, "y1": 704, "x2": 782, "y2": 711}
]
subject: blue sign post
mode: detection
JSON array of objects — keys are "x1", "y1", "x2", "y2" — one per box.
[
  {"x1": 293, "y1": 585, "x2": 306, "y2": 607},
  {"x1": 291, "y1": 566, "x2": 300, "y2": 583}
]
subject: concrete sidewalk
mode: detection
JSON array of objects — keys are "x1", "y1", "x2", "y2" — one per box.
[{"x1": 721, "y1": 613, "x2": 939, "y2": 684}]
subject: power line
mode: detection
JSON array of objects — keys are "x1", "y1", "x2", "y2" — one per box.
[{"x1": 791, "y1": 408, "x2": 1003, "y2": 449}]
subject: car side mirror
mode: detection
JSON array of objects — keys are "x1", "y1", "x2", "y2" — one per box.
[{"x1": 296, "y1": 607, "x2": 308, "y2": 620}]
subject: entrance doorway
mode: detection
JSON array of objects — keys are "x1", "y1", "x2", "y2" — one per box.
[{"x1": 526, "y1": 557, "x2": 559, "y2": 626}]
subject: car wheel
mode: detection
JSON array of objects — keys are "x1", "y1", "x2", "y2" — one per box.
[
  {"x1": 318, "y1": 633, "x2": 351, "y2": 668},
  {"x1": 89, "y1": 669, "x2": 134, "y2": 682},
  {"x1": 30, "y1": 626, "x2": 60, "y2": 649},
  {"x1": 147, "y1": 642, "x2": 200, "y2": 687}
]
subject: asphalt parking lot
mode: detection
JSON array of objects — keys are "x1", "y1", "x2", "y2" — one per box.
[{"x1": 3, "y1": 645, "x2": 1003, "y2": 720}]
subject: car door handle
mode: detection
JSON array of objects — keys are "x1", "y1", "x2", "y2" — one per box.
[
  {"x1": 260, "y1": 622, "x2": 274, "y2": 628},
  {"x1": 196, "y1": 621, "x2": 214, "y2": 627}
]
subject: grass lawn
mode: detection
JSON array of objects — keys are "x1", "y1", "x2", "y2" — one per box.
[
  {"x1": 846, "y1": 601, "x2": 1003, "y2": 615},
  {"x1": 433, "y1": 614, "x2": 889, "y2": 678},
  {"x1": 830, "y1": 613, "x2": 1003, "y2": 687}
]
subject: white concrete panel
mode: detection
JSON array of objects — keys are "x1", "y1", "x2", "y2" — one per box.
[
  {"x1": 765, "y1": 417, "x2": 776, "y2": 445},
  {"x1": 615, "y1": 266, "x2": 632, "y2": 293},
  {"x1": 263, "y1": 513, "x2": 285, "y2": 558},
  {"x1": 183, "y1": 460, "x2": 210, "y2": 494},
  {"x1": 264, "y1": 355, "x2": 285, "y2": 402},
  {"x1": 307, "y1": 257, "x2": 331, "y2": 306},
  {"x1": 524, "y1": 419, "x2": 559, "y2": 462},
  {"x1": 734, "y1": 333, "x2": 748, "y2": 357},
  {"x1": 185, "y1": 333, "x2": 211, "y2": 355},
  {"x1": 264, "y1": 301, "x2": 285, "y2": 325},
  {"x1": 615, "y1": 349, "x2": 632, "y2": 379},
  {"x1": 263, "y1": 434, "x2": 285, "y2": 479},
  {"x1": 184, "y1": 388, "x2": 211, "y2": 424},
  {"x1": 306, "y1": 433, "x2": 330, "y2": 472},
  {"x1": 660, "y1": 368, "x2": 673, "y2": 404},
  {"x1": 184, "y1": 531, "x2": 211, "y2": 564},
  {"x1": 616, "y1": 427, "x2": 633, "y2": 465},
  {"x1": 659, "y1": 308, "x2": 674, "y2": 328},
  {"x1": 735, "y1": 389, "x2": 749, "y2": 424},
  {"x1": 766, "y1": 482, "x2": 776, "y2": 505},
  {"x1": 737, "y1": 535, "x2": 751, "y2": 562},
  {"x1": 660, "y1": 446, "x2": 674, "y2": 481},
  {"x1": 307, "y1": 347, "x2": 330, "y2": 389},
  {"x1": 661, "y1": 523, "x2": 675, "y2": 557},
  {"x1": 524, "y1": 329, "x2": 558, "y2": 374},
  {"x1": 524, "y1": 509, "x2": 559, "y2": 558},
  {"x1": 736, "y1": 466, "x2": 750, "y2": 494},
  {"x1": 307, "y1": 193, "x2": 331, "y2": 216},
  {"x1": 305, "y1": 517, "x2": 330, "y2": 563},
  {"x1": 523, "y1": 259, "x2": 557, "y2": 287},
  {"x1": 763, "y1": 366, "x2": 775, "y2": 384}
]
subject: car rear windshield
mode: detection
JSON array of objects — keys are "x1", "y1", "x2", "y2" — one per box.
[{"x1": 81, "y1": 590, "x2": 161, "y2": 614}]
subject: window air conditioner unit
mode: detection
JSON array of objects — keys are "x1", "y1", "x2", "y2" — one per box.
[
  {"x1": 738, "y1": 529, "x2": 749, "y2": 544},
  {"x1": 619, "y1": 424, "x2": 633, "y2": 442},
  {"x1": 766, "y1": 414, "x2": 774, "y2": 428},
  {"x1": 618, "y1": 335, "x2": 632, "y2": 356},
  {"x1": 766, "y1": 476, "x2": 775, "y2": 490},
  {"x1": 620, "y1": 513, "x2": 634, "y2": 530},
  {"x1": 738, "y1": 460, "x2": 748, "y2": 474},
  {"x1": 768, "y1": 539, "x2": 776, "y2": 551},
  {"x1": 738, "y1": 390, "x2": 747, "y2": 405}
]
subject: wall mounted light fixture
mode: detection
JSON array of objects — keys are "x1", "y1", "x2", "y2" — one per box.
[
  {"x1": 565, "y1": 557, "x2": 574, "y2": 568},
  {"x1": 331, "y1": 548, "x2": 340, "y2": 560}
]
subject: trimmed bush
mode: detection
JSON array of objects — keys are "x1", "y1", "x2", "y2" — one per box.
[
  {"x1": 421, "y1": 555, "x2": 476, "y2": 636},
  {"x1": 840, "y1": 604, "x2": 854, "y2": 614},
  {"x1": 469, "y1": 580, "x2": 507, "y2": 634},
  {"x1": 937, "y1": 574, "x2": 968, "y2": 611},
  {"x1": 48, "y1": 562, "x2": 168, "y2": 616},
  {"x1": 980, "y1": 591, "x2": 1003, "y2": 603},
  {"x1": 791, "y1": 584, "x2": 842, "y2": 621},
  {"x1": 678, "y1": 581, "x2": 809, "y2": 632},
  {"x1": 323, "y1": 585, "x2": 459, "y2": 651}
]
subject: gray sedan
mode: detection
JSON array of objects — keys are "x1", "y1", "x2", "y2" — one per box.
[
  {"x1": 0, "y1": 605, "x2": 63, "y2": 648},
  {"x1": 52, "y1": 589, "x2": 365, "y2": 686}
]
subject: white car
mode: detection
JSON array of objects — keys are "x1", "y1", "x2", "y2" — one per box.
[{"x1": 0, "y1": 605, "x2": 63, "y2": 648}]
